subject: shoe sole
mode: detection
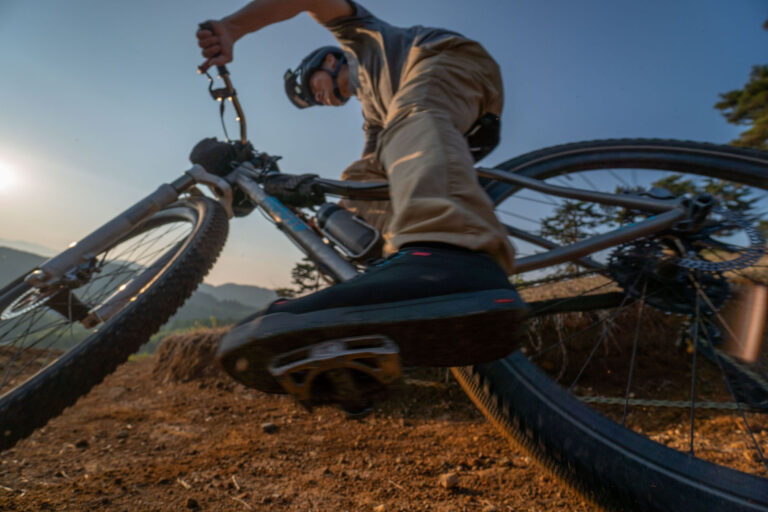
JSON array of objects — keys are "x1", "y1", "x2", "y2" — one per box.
[{"x1": 217, "y1": 289, "x2": 528, "y2": 393}]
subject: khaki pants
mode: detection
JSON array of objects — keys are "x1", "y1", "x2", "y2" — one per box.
[{"x1": 341, "y1": 40, "x2": 515, "y2": 274}]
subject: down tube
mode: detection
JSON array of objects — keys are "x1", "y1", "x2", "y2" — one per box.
[{"x1": 234, "y1": 173, "x2": 358, "y2": 283}]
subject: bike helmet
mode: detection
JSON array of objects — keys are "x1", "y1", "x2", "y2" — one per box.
[{"x1": 284, "y1": 46, "x2": 348, "y2": 108}]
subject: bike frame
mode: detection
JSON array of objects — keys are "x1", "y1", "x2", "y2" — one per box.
[{"x1": 24, "y1": 157, "x2": 689, "y2": 324}]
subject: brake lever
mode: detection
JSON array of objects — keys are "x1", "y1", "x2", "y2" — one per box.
[{"x1": 198, "y1": 21, "x2": 248, "y2": 144}]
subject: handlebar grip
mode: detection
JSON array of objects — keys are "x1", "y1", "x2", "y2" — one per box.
[{"x1": 198, "y1": 21, "x2": 230, "y2": 76}]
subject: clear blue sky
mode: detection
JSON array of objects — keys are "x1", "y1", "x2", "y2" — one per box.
[{"x1": 0, "y1": 0, "x2": 765, "y2": 288}]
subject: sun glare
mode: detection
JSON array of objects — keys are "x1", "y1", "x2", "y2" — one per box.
[{"x1": 0, "y1": 160, "x2": 18, "y2": 193}]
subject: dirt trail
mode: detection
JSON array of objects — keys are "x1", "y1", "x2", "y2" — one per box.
[{"x1": 0, "y1": 328, "x2": 592, "y2": 511}]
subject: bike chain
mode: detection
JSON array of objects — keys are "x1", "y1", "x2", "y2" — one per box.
[
  {"x1": 575, "y1": 346, "x2": 768, "y2": 412},
  {"x1": 575, "y1": 395, "x2": 765, "y2": 411}
]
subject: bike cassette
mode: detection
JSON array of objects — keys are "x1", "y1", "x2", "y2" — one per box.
[{"x1": 267, "y1": 335, "x2": 402, "y2": 417}]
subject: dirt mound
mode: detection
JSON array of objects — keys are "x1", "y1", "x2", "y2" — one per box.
[{"x1": 152, "y1": 327, "x2": 231, "y2": 384}]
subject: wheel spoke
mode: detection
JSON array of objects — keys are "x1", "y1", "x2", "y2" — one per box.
[
  {"x1": 0, "y1": 306, "x2": 51, "y2": 388},
  {"x1": 622, "y1": 281, "x2": 646, "y2": 426},
  {"x1": 496, "y1": 208, "x2": 542, "y2": 226},
  {"x1": 568, "y1": 289, "x2": 637, "y2": 393},
  {"x1": 700, "y1": 316, "x2": 768, "y2": 473},
  {"x1": 514, "y1": 193, "x2": 560, "y2": 207},
  {"x1": 528, "y1": 285, "x2": 668, "y2": 360},
  {"x1": 607, "y1": 169, "x2": 631, "y2": 188},
  {"x1": 689, "y1": 283, "x2": 700, "y2": 455}
]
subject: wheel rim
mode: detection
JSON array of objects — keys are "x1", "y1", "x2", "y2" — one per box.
[
  {"x1": 0, "y1": 209, "x2": 198, "y2": 399},
  {"x1": 490, "y1": 145, "x2": 768, "y2": 478}
]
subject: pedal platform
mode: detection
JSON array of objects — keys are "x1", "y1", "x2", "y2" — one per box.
[{"x1": 267, "y1": 335, "x2": 402, "y2": 417}]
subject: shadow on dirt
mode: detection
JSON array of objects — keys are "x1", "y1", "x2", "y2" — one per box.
[{"x1": 153, "y1": 327, "x2": 483, "y2": 422}]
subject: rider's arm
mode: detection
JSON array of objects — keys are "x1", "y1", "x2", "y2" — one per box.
[
  {"x1": 226, "y1": 0, "x2": 353, "y2": 36},
  {"x1": 198, "y1": 0, "x2": 354, "y2": 71}
]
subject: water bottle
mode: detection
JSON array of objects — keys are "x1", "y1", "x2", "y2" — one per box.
[{"x1": 316, "y1": 203, "x2": 380, "y2": 260}]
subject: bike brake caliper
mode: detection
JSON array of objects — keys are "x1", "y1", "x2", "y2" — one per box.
[{"x1": 267, "y1": 336, "x2": 402, "y2": 417}]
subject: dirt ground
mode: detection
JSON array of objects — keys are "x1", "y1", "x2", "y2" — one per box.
[{"x1": 0, "y1": 328, "x2": 595, "y2": 512}]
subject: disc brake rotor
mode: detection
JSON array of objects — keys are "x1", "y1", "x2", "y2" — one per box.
[{"x1": 674, "y1": 206, "x2": 766, "y2": 272}]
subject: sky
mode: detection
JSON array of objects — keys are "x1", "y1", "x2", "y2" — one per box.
[{"x1": 0, "y1": 0, "x2": 765, "y2": 289}]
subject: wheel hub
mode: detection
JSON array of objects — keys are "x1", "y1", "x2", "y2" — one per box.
[
  {"x1": 608, "y1": 239, "x2": 730, "y2": 315},
  {"x1": 0, "y1": 287, "x2": 59, "y2": 320}
]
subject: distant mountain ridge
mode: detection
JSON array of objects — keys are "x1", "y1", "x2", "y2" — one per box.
[
  {"x1": 0, "y1": 246, "x2": 276, "y2": 324},
  {"x1": 0, "y1": 239, "x2": 58, "y2": 257}
]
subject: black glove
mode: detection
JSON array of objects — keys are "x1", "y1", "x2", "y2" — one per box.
[{"x1": 263, "y1": 173, "x2": 325, "y2": 208}]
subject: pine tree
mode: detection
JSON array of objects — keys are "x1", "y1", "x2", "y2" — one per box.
[
  {"x1": 276, "y1": 257, "x2": 326, "y2": 298},
  {"x1": 540, "y1": 201, "x2": 603, "y2": 245},
  {"x1": 714, "y1": 22, "x2": 768, "y2": 150}
]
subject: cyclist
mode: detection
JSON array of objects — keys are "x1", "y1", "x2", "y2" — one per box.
[{"x1": 197, "y1": 0, "x2": 526, "y2": 380}]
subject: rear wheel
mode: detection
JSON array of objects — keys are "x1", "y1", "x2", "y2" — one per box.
[
  {"x1": 455, "y1": 139, "x2": 768, "y2": 510},
  {"x1": 0, "y1": 196, "x2": 228, "y2": 450}
]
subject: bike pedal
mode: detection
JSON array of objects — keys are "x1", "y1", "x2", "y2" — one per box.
[{"x1": 267, "y1": 335, "x2": 402, "y2": 415}]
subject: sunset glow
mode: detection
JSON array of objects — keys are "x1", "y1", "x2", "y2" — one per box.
[{"x1": 0, "y1": 160, "x2": 18, "y2": 193}]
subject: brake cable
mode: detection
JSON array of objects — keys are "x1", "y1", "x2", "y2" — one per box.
[
  {"x1": 198, "y1": 22, "x2": 248, "y2": 144},
  {"x1": 202, "y1": 67, "x2": 248, "y2": 144}
]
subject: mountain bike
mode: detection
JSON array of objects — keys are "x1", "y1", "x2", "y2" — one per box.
[{"x1": 1, "y1": 63, "x2": 766, "y2": 511}]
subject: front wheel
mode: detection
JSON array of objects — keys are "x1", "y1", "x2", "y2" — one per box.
[
  {"x1": 457, "y1": 139, "x2": 768, "y2": 510},
  {"x1": 0, "y1": 196, "x2": 229, "y2": 450}
]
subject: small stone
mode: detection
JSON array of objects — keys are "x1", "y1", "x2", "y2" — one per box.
[
  {"x1": 74, "y1": 439, "x2": 89, "y2": 449},
  {"x1": 185, "y1": 497, "x2": 200, "y2": 510},
  {"x1": 373, "y1": 505, "x2": 386, "y2": 512},
  {"x1": 116, "y1": 430, "x2": 129, "y2": 439},
  {"x1": 261, "y1": 422, "x2": 278, "y2": 434},
  {"x1": 744, "y1": 450, "x2": 760, "y2": 463},
  {"x1": 438, "y1": 472, "x2": 459, "y2": 489}
]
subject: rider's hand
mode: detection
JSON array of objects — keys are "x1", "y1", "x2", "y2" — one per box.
[{"x1": 197, "y1": 20, "x2": 235, "y2": 73}]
